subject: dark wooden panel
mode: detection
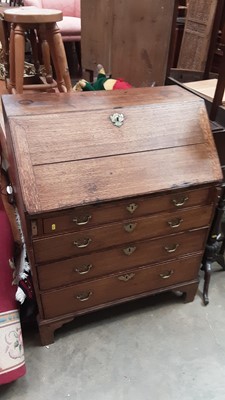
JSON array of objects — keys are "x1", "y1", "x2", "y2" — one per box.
[
  {"x1": 213, "y1": 129, "x2": 225, "y2": 167},
  {"x1": 10, "y1": 101, "x2": 205, "y2": 165},
  {"x1": 81, "y1": 0, "x2": 113, "y2": 73},
  {"x1": 4, "y1": 86, "x2": 221, "y2": 214},
  {"x1": 177, "y1": 0, "x2": 218, "y2": 71},
  {"x1": 38, "y1": 230, "x2": 208, "y2": 290},
  {"x1": 2, "y1": 85, "x2": 222, "y2": 345},
  {"x1": 1, "y1": 86, "x2": 201, "y2": 117},
  {"x1": 31, "y1": 144, "x2": 221, "y2": 213},
  {"x1": 41, "y1": 254, "x2": 202, "y2": 319},
  {"x1": 81, "y1": 0, "x2": 175, "y2": 84},
  {"x1": 111, "y1": 0, "x2": 175, "y2": 86},
  {"x1": 42, "y1": 187, "x2": 213, "y2": 235},
  {"x1": 34, "y1": 205, "x2": 213, "y2": 263}
]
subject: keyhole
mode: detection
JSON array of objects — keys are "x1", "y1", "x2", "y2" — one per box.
[{"x1": 126, "y1": 203, "x2": 138, "y2": 214}]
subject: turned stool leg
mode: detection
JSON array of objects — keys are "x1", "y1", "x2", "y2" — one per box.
[
  {"x1": 0, "y1": 18, "x2": 10, "y2": 80},
  {"x1": 37, "y1": 25, "x2": 53, "y2": 84},
  {"x1": 28, "y1": 29, "x2": 40, "y2": 77},
  {"x1": 14, "y1": 23, "x2": 25, "y2": 94},
  {"x1": 8, "y1": 23, "x2": 16, "y2": 93},
  {"x1": 47, "y1": 23, "x2": 72, "y2": 92}
]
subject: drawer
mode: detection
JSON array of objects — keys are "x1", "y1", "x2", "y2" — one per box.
[
  {"x1": 41, "y1": 187, "x2": 213, "y2": 235},
  {"x1": 38, "y1": 229, "x2": 208, "y2": 290},
  {"x1": 41, "y1": 254, "x2": 202, "y2": 319},
  {"x1": 34, "y1": 204, "x2": 213, "y2": 263}
]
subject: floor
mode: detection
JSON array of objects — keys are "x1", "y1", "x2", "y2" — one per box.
[{"x1": 0, "y1": 265, "x2": 225, "y2": 400}]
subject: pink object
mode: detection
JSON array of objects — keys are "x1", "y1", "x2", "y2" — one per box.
[
  {"x1": 23, "y1": 0, "x2": 81, "y2": 42},
  {"x1": 0, "y1": 194, "x2": 26, "y2": 384}
]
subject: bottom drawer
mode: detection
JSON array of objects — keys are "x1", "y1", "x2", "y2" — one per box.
[{"x1": 41, "y1": 254, "x2": 202, "y2": 319}]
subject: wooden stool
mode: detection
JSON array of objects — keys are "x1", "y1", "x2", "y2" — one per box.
[{"x1": 4, "y1": 7, "x2": 72, "y2": 93}]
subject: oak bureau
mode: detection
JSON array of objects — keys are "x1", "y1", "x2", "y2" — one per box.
[{"x1": 2, "y1": 86, "x2": 222, "y2": 345}]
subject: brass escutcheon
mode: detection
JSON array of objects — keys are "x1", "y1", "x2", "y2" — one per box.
[
  {"x1": 126, "y1": 203, "x2": 138, "y2": 214},
  {"x1": 110, "y1": 113, "x2": 124, "y2": 127},
  {"x1": 31, "y1": 220, "x2": 38, "y2": 236},
  {"x1": 124, "y1": 222, "x2": 137, "y2": 233},
  {"x1": 118, "y1": 273, "x2": 135, "y2": 282},
  {"x1": 123, "y1": 246, "x2": 137, "y2": 256}
]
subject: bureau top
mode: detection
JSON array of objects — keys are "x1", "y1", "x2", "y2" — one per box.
[{"x1": 2, "y1": 86, "x2": 222, "y2": 214}]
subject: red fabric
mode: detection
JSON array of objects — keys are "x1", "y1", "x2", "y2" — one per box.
[
  {"x1": 113, "y1": 79, "x2": 132, "y2": 90},
  {"x1": 0, "y1": 196, "x2": 26, "y2": 384},
  {"x1": 0, "y1": 198, "x2": 15, "y2": 312}
]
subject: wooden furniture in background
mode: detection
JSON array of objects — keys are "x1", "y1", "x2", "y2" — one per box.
[
  {"x1": 23, "y1": 0, "x2": 82, "y2": 74},
  {"x1": 167, "y1": 0, "x2": 225, "y2": 303},
  {"x1": 209, "y1": 23, "x2": 225, "y2": 121},
  {"x1": 81, "y1": 0, "x2": 176, "y2": 86},
  {"x1": 177, "y1": 0, "x2": 218, "y2": 71},
  {"x1": 2, "y1": 86, "x2": 222, "y2": 345},
  {"x1": 3, "y1": 7, "x2": 72, "y2": 93}
]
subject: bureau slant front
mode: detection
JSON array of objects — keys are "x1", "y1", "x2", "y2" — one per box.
[{"x1": 2, "y1": 86, "x2": 222, "y2": 345}]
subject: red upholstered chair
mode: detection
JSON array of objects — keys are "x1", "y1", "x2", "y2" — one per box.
[{"x1": 23, "y1": 0, "x2": 81, "y2": 69}]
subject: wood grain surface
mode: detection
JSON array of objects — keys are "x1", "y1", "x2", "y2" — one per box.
[
  {"x1": 81, "y1": 0, "x2": 113, "y2": 73},
  {"x1": 41, "y1": 254, "x2": 202, "y2": 319},
  {"x1": 177, "y1": 0, "x2": 217, "y2": 71},
  {"x1": 3, "y1": 85, "x2": 222, "y2": 345},
  {"x1": 81, "y1": 0, "x2": 175, "y2": 86},
  {"x1": 37, "y1": 230, "x2": 208, "y2": 290},
  {"x1": 3, "y1": 87, "x2": 222, "y2": 214},
  {"x1": 111, "y1": 0, "x2": 175, "y2": 86},
  {"x1": 33, "y1": 204, "x2": 213, "y2": 263},
  {"x1": 1, "y1": 86, "x2": 200, "y2": 117}
]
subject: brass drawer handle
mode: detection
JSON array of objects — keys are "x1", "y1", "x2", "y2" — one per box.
[
  {"x1": 72, "y1": 215, "x2": 92, "y2": 226},
  {"x1": 172, "y1": 196, "x2": 189, "y2": 207},
  {"x1": 126, "y1": 203, "x2": 138, "y2": 214},
  {"x1": 118, "y1": 273, "x2": 135, "y2": 282},
  {"x1": 164, "y1": 244, "x2": 179, "y2": 253},
  {"x1": 123, "y1": 246, "x2": 136, "y2": 256},
  {"x1": 76, "y1": 291, "x2": 93, "y2": 302},
  {"x1": 74, "y1": 264, "x2": 93, "y2": 275},
  {"x1": 73, "y1": 238, "x2": 92, "y2": 248},
  {"x1": 168, "y1": 218, "x2": 183, "y2": 228},
  {"x1": 160, "y1": 270, "x2": 174, "y2": 279},
  {"x1": 124, "y1": 222, "x2": 137, "y2": 233}
]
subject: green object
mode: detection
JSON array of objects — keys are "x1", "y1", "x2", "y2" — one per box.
[{"x1": 82, "y1": 73, "x2": 108, "y2": 91}]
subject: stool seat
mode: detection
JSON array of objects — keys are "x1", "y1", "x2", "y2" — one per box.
[
  {"x1": 4, "y1": 6, "x2": 62, "y2": 24},
  {"x1": 4, "y1": 6, "x2": 72, "y2": 94}
]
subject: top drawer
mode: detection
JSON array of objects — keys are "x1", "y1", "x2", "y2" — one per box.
[{"x1": 40, "y1": 187, "x2": 214, "y2": 236}]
